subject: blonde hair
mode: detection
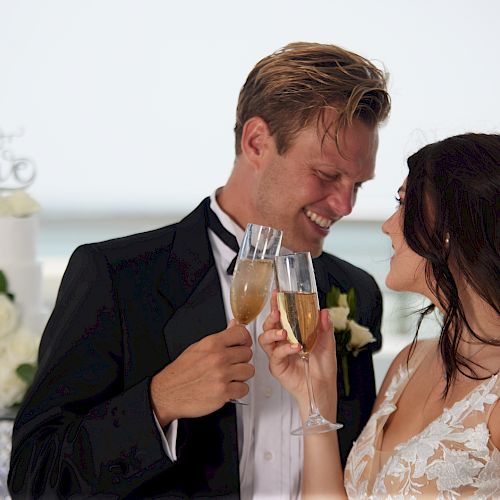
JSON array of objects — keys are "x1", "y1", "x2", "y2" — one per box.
[{"x1": 234, "y1": 42, "x2": 391, "y2": 155}]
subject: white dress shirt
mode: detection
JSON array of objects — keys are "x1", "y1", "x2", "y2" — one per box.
[{"x1": 157, "y1": 191, "x2": 303, "y2": 499}]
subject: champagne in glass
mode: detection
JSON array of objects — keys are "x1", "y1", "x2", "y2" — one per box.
[
  {"x1": 277, "y1": 291, "x2": 319, "y2": 354},
  {"x1": 228, "y1": 223, "x2": 282, "y2": 404},
  {"x1": 275, "y1": 252, "x2": 343, "y2": 435},
  {"x1": 230, "y1": 259, "x2": 274, "y2": 325},
  {"x1": 230, "y1": 223, "x2": 282, "y2": 325}
]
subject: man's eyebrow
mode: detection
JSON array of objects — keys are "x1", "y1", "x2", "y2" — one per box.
[{"x1": 397, "y1": 186, "x2": 406, "y2": 195}]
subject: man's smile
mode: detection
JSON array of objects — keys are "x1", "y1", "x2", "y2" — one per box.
[{"x1": 304, "y1": 208, "x2": 334, "y2": 229}]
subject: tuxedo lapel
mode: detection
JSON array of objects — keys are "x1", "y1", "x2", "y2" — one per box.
[
  {"x1": 313, "y1": 253, "x2": 364, "y2": 309},
  {"x1": 158, "y1": 198, "x2": 228, "y2": 360},
  {"x1": 313, "y1": 254, "x2": 345, "y2": 308},
  {"x1": 163, "y1": 266, "x2": 228, "y2": 360}
]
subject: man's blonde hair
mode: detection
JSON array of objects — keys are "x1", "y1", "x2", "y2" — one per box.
[{"x1": 234, "y1": 42, "x2": 391, "y2": 155}]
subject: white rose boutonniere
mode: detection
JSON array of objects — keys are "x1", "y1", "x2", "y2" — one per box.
[{"x1": 327, "y1": 286, "x2": 376, "y2": 396}]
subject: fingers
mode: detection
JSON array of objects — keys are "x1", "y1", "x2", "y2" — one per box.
[
  {"x1": 223, "y1": 344, "x2": 253, "y2": 365},
  {"x1": 314, "y1": 309, "x2": 336, "y2": 351},
  {"x1": 227, "y1": 362, "x2": 255, "y2": 382},
  {"x1": 227, "y1": 380, "x2": 250, "y2": 401},
  {"x1": 258, "y1": 327, "x2": 300, "y2": 361},
  {"x1": 262, "y1": 289, "x2": 281, "y2": 331},
  {"x1": 258, "y1": 326, "x2": 286, "y2": 353},
  {"x1": 219, "y1": 323, "x2": 253, "y2": 347}
]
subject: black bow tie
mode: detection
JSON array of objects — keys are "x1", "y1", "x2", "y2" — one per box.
[{"x1": 205, "y1": 200, "x2": 239, "y2": 275}]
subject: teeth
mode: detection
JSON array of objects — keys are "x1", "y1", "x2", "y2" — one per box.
[{"x1": 305, "y1": 209, "x2": 332, "y2": 229}]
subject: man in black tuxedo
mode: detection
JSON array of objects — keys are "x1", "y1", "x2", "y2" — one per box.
[{"x1": 9, "y1": 42, "x2": 390, "y2": 499}]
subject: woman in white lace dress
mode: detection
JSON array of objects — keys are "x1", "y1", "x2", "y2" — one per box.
[{"x1": 259, "y1": 133, "x2": 500, "y2": 498}]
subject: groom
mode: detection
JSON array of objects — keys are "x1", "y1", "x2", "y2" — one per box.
[{"x1": 9, "y1": 42, "x2": 390, "y2": 499}]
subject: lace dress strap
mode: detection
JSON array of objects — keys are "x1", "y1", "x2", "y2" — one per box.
[
  {"x1": 483, "y1": 371, "x2": 500, "y2": 422},
  {"x1": 386, "y1": 338, "x2": 438, "y2": 406}
]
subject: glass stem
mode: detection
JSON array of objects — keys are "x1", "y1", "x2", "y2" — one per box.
[{"x1": 302, "y1": 355, "x2": 320, "y2": 418}]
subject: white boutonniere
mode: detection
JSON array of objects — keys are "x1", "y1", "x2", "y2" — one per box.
[{"x1": 327, "y1": 286, "x2": 376, "y2": 396}]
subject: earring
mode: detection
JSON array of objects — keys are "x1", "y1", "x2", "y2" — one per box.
[{"x1": 444, "y1": 234, "x2": 450, "y2": 246}]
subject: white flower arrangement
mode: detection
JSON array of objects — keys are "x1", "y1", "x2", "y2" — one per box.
[
  {"x1": 327, "y1": 286, "x2": 376, "y2": 396},
  {"x1": 0, "y1": 271, "x2": 39, "y2": 409},
  {"x1": 0, "y1": 191, "x2": 41, "y2": 218}
]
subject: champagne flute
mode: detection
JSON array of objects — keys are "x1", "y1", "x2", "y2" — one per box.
[
  {"x1": 274, "y1": 251, "x2": 343, "y2": 435},
  {"x1": 230, "y1": 223, "x2": 283, "y2": 325},
  {"x1": 228, "y1": 223, "x2": 282, "y2": 404}
]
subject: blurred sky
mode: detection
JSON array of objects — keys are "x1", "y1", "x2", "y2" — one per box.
[{"x1": 1, "y1": 0, "x2": 499, "y2": 219}]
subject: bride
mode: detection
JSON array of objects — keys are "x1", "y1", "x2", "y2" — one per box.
[{"x1": 259, "y1": 133, "x2": 500, "y2": 498}]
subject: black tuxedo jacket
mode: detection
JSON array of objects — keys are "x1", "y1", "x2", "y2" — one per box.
[{"x1": 9, "y1": 198, "x2": 382, "y2": 499}]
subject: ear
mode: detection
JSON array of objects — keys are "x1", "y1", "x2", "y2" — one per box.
[{"x1": 240, "y1": 116, "x2": 274, "y2": 168}]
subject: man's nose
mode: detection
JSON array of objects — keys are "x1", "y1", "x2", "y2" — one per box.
[{"x1": 326, "y1": 185, "x2": 355, "y2": 217}]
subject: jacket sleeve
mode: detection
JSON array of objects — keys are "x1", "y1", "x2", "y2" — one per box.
[{"x1": 8, "y1": 244, "x2": 174, "y2": 498}]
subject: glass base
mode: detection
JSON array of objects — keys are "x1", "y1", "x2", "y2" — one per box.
[{"x1": 291, "y1": 414, "x2": 343, "y2": 435}]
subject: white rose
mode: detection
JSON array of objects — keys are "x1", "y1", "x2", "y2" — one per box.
[
  {"x1": 4, "y1": 328, "x2": 40, "y2": 365},
  {"x1": 2, "y1": 191, "x2": 41, "y2": 217},
  {"x1": 0, "y1": 294, "x2": 20, "y2": 338},
  {"x1": 328, "y1": 306, "x2": 349, "y2": 331},
  {"x1": 347, "y1": 319, "x2": 376, "y2": 354},
  {"x1": 0, "y1": 328, "x2": 40, "y2": 408}
]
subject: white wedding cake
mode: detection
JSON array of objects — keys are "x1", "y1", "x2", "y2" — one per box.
[
  {"x1": 0, "y1": 192, "x2": 48, "y2": 335},
  {"x1": 0, "y1": 205, "x2": 47, "y2": 335}
]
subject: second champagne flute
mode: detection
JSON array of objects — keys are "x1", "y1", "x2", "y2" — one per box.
[{"x1": 274, "y1": 251, "x2": 343, "y2": 435}]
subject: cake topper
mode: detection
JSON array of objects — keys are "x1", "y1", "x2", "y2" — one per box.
[{"x1": 0, "y1": 129, "x2": 37, "y2": 191}]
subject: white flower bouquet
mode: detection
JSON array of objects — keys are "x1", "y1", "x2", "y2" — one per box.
[
  {"x1": 327, "y1": 286, "x2": 376, "y2": 396},
  {"x1": 0, "y1": 191, "x2": 41, "y2": 218},
  {"x1": 0, "y1": 271, "x2": 39, "y2": 409}
]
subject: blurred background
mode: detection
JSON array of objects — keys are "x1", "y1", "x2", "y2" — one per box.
[{"x1": 1, "y1": 0, "x2": 499, "y2": 388}]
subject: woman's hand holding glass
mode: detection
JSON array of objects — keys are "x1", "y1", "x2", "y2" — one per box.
[
  {"x1": 259, "y1": 290, "x2": 339, "y2": 428},
  {"x1": 261, "y1": 252, "x2": 342, "y2": 434}
]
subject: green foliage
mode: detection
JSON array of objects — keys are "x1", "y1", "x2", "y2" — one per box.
[
  {"x1": 326, "y1": 285, "x2": 356, "y2": 318},
  {"x1": 335, "y1": 328, "x2": 351, "y2": 352},
  {"x1": 326, "y1": 286, "x2": 340, "y2": 308},
  {"x1": 16, "y1": 363, "x2": 37, "y2": 386},
  {"x1": 0, "y1": 270, "x2": 7, "y2": 294},
  {"x1": 0, "y1": 270, "x2": 15, "y2": 302},
  {"x1": 347, "y1": 288, "x2": 356, "y2": 320}
]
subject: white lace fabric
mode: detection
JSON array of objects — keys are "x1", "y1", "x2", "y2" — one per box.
[{"x1": 345, "y1": 341, "x2": 500, "y2": 499}]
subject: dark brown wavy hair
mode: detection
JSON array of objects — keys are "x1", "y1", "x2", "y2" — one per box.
[
  {"x1": 234, "y1": 42, "x2": 391, "y2": 156},
  {"x1": 404, "y1": 133, "x2": 500, "y2": 395}
]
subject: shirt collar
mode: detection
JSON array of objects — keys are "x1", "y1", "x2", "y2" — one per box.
[{"x1": 210, "y1": 188, "x2": 245, "y2": 246}]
